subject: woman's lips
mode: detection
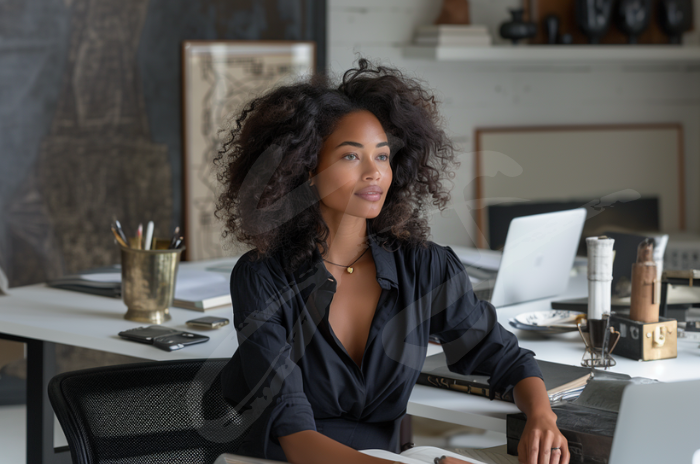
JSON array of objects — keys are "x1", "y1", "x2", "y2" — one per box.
[{"x1": 355, "y1": 192, "x2": 382, "y2": 202}]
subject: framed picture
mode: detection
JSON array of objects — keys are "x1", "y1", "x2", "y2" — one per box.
[
  {"x1": 474, "y1": 123, "x2": 685, "y2": 249},
  {"x1": 181, "y1": 41, "x2": 315, "y2": 261}
]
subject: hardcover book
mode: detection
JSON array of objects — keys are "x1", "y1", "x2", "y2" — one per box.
[{"x1": 417, "y1": 352, "x2": 630, "y2": 403}]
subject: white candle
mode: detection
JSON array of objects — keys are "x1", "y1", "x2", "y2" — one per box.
[{"x1": 587, "y1": 236, "x2": 615, "y2": 320}]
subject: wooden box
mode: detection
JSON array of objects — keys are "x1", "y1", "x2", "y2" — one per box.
[{"x1": 609, "y1": 314, "x2": 677, "y2": 361}]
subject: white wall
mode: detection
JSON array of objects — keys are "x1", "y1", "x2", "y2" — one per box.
[{"x1": 327, "y1": 0, "x2": 700, "y2": 247}]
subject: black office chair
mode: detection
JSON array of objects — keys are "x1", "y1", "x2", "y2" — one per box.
[{"x1": 48, "y1": 358, "x2": 251, "y2": 464}]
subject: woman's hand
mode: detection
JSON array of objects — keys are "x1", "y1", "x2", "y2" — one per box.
[
  {"x1": 512, "y1": 377, "x2": 569, "y2": 464},
  {"x1": 517, "y1": 411, "x2": 569, "y2": 464}
]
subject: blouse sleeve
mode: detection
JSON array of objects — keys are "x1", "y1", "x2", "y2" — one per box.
[
  {"x1": 428, "y1": 245, "x2": 543, "y2": 400},
  {"x1": 225, "y1": 254, "x2": 316, "y2": 441}
]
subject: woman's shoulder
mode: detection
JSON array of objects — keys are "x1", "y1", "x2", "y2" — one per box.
[
  {"x1": 394, "y1": 239, "x2": 462, "y2": 282},
  {"x1": 231, "y1": 248, "x2": 287, "y2": 287},
  {"x1": 397, "y1": 239, "x2": 458, "y2": 263}
]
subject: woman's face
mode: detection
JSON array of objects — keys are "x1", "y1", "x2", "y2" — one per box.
[{"x1": 313, "y1": 110, "x2": 393, "y2": 220}]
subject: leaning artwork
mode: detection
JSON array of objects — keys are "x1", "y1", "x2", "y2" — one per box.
[{"x1": 181, "y1": 40, "x2": 315, "y2": 260}]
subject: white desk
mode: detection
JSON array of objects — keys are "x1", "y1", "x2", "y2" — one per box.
[
  {"x1": 407, "y1": 268, "x2": 700, "y2": 433},
  {"x1": 0, "y1": 258, "x2": 240, "y2": 464},
  {"x1": 0, "y1": 259, "x2": 241, "y2": 362},
  {"x1": 2, "y1": 261, "x2": 699, "y2": 463}
]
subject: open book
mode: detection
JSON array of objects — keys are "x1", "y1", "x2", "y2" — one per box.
[
  {"x1": 362, "y1": 445, "x2": 518, "y2": 464},
  {"x1": 215, "y1": 446, "x2": 519, "y2": 464}
]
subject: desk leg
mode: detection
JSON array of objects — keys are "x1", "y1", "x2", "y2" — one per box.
[{"x1": 26, "y1": 339, "x2": 71, "y2": 464}]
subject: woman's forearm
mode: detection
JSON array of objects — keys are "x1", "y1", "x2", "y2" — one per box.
[
  {"x1": 279, "y1": 430, "x2": 400, "y2": 464},
  {"x1": 512, "y1": 376, "x2": 556, "y2": 420}
]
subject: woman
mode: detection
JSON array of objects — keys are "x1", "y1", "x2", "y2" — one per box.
[{"x1": 216, "y1": 59, "x2": 569, "y2": 464}]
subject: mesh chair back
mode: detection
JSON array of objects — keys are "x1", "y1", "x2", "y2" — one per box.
[{"x1": 49, "y1": 359, "x2": 251, "y2": 464}]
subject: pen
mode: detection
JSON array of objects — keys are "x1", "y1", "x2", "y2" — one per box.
[
  {"x1": 172, "y1": 236, "x2": 184, "y2": 249},
  {"x1": 114, "y1": 220, "x2": 130, "y2": 247},
  {"x1": 137, "y1": 223, "x2": 143, "y2": 250},
  {"x1": 111, "y1": 226, "x2": 128, "y2": 248},
  {"x1": 144, "y1": 221, "x2": 154, "y2": 251},
  {"x1": 168, "y1": 226, "x2": 180, "y2": 249}
]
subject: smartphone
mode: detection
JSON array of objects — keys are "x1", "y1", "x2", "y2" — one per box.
[
  {"x1": 152, "y1": 332, "x2": 210, "y2": 351},
  {"x1": 118, "y1": 325, "x2": 180, "y2": 344},
  {"x1": 186, "y1": 316, "x2": 230, "y2": 329},
  {"x1": 118, "y1": 325, "x2": 210, "y2": 352}
]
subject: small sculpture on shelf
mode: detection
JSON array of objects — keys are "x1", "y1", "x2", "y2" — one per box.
[
  {"x1": 499, "y1": 8, "x2": 537, "y2": 44},
  {"x1": 616, "y1": 0, "x2": 652, "y2": 44},
  {"x1": 575, "y1": 0, "x2": 614, "y2": 44},
  {"x1": 658, "y1": 0, "x2": 693, "y2": 44},
  {"x1": 415, "y1": 0, "x2": 491, "y2": 48}
]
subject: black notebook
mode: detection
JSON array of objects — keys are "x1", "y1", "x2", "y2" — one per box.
[{"x1": 417, "y1": 352, "x2": 630, "y2": 402}]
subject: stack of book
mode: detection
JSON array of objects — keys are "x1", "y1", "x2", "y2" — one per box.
[
  {"x1": 418, "y1": 352, "x2": 631, "y2": 403},
  {"x1": 414, "y1": 24, "x2": 492, "y2": 47}
]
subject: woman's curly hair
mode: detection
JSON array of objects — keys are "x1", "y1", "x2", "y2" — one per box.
[{"x1": 214, "y1": 58, "x2": 459, "y2": 271}]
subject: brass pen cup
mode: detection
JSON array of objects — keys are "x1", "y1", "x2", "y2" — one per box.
[{"x1": 120, "y1": 244, "x2": 185, "y2": 324}]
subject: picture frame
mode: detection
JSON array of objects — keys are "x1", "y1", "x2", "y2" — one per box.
[
  {"x1": 181, "y1": 40, "x2": 316, "y2": 261},
  {"x1": 474, "y1": 123, "x2": 685, "y2": 249}
]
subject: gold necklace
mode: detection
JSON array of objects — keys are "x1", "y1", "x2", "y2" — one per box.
[{"x1": 322, "y1": 247, "x2": 369, "y2": 274}]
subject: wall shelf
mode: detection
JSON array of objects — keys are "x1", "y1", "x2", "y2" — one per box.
[{"x1": 402, "y1": 45, "x2": 700, "y2": 64}]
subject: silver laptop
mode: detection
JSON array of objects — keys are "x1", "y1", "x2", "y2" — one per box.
[
  {"x1": 471, "y1": 208, "x2": 586, "y2": 307},
  {"x1": 609, "y1": 379, "x2": 700, "y2": 464}
]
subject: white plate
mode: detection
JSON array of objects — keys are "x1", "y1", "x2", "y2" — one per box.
[{"x1": 509, "y1": 310, "x2": 585, "y2": 334}]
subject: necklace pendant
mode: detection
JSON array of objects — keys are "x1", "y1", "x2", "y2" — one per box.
[{"x1": 346, "y1": 267, "x2": 354, "y2": 274}]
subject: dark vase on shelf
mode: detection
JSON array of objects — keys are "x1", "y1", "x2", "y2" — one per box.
[
  {"x1": 499, "y1": 8, "x2": 537, "y2": 44},
  {"x1": 544, "y1": 14, "x2": 560, "y2": 44},
  {"x1": 575, "y1": 0, "x2": 614, "y2": 44},
  {"x1": 658, "y1": 0, "x2": 693, "y2": 44},
  {"x1": 616, "y1": 0, "x2": 652, "y2": 44}
]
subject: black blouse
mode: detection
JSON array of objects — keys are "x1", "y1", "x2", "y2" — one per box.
[{"x1": 220, "y1": 222, "x2": 542, "y2": 462}]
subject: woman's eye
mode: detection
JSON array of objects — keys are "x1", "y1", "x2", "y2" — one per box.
[
  {"x1": 343, "y1": 153, "x2": 357, "y2": 160},
  {"x1": 378, "y1": 154, "x2": 389, "y2": 161}
]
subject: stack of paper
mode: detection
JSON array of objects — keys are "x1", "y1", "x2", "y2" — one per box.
[
  {"x1": 171, "y1": 269, "x2": 231, "y2": 311},
  {"x1": 414, "y1": 24, "x2": 492, "y2": 47}
]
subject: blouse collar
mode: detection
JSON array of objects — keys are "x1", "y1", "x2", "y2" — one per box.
[{"x1": 289, "y1": 220, "x2": 399, "y2": 290}]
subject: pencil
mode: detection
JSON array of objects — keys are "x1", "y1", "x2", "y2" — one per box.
[
  {"x1": 168, "y1": 226, "x2": 180, "y2": 249},
  {"x1": 114, "y1": 220, "x2": 129, "y2": 246},
  {"x1": 111, "y1": 226, "x2": 128, "y2": 248},
  {"x1": 137, "y1": 223, "x2": 143, "y2": 250}
]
